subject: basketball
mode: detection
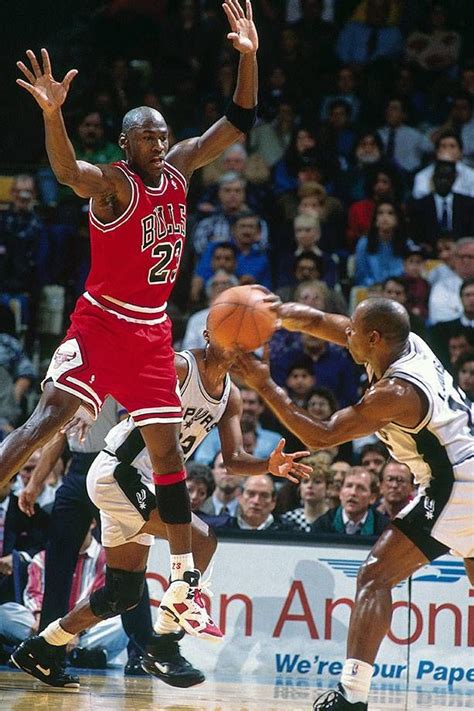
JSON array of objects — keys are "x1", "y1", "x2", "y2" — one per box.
[{"x1": 207, "y1": 285, "x2": 278, "y2": 351}]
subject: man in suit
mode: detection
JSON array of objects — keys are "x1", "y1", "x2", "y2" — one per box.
[
  {"x1": 408, "y1": 160, "x2": 474, "y2": 252},
  {"x1": 429, "y1": 277, "x2": 474, "y2": 367},
  {"x1": 199, "y1": 451, "x2": 242, "y2": 518}
]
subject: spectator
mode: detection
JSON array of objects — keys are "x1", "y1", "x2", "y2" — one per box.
[
  {"x1": 401, "y1": 244, "x2": 431, "y2": 320},
  {"x1": 241, "y1": 419, "x2": 258, "y2": 456},
  {"x1": 382, "y1": 276, "x2": 427, "y2": 339},
  {"x1": 359, "y1": 442, "x2": 389, "y2": 479},
  {"x1": 446, "y1": 332, "x2": 473, "y2": 371},
  {"x1": 336, "y1": 0, "x2": 403, "y2": 67},
  {"x1": 279, "y1": 457, "x2": 330, "y2": 532},
  {"x1": 249, "y1": 101, "x2": 295, "y2": 168},
  {"x1": 295, "y1": 181, "x2": 345, "y2": 254},
  {"x1": 284, "y1": 359, "x2": 316, "y2": 408},
  {"x1": 412, "y1": 130, "x2": 474, "y2": 199},
  {"x1": 13, "y1": 450, "x2": 57, "y2": 511},
  {"x1": 229, "y1": 210, "x2": 272, "y2": 287},
  {"x1": 181, "y1": 271, "x2": 239, "y2": 350},
  {"x1": 343, "y1": 130, "x2": 386, "y2": 205},
  {"x1": 193, "y1": 388, "x2": 281, "y2": 465},
  {"x1": 0, "y1": 331, "x2": 35, "y2": 433},
  {"x1": 327, "y1": 460, "x2": 351, "y2": 508},
  {"x1": 428, "y1": 237, "x2": 474, "y2": 324},
  {"x1": 185, "y1": 463, "x2": 214, "y2": 513},
  {"x1": 312, "y1": 468, "x2": 389, "y2": 536},
  {"x1": 354, "y1": 199, "x2": 407, "y2": 286},
  {"x1": 378, "y1": 97, "x2": 431, "y2": 174},
  {"x1": 272, "y1": 126, "x2": 319, "y2": 197},
  {"x1": 407, "y1": 160, "x2": 474, "y2": 251},
  {"x1": 453, "y1": 351, "x2": 474, "y2": 400},
  {"x1": 0, "y1": 525, "x2": 128, "y2": 666},
  {"x1": 405, "y1": 2, "x2": 460, "y2": 74},
  {"x1": 426, "y1": 233, "x2": 457, "y2": 288},
  {"x1": 198, "y1": 451, "x2": 242, "y2": 518},
  {"x1": 73, "y1": 110, "x2": 123, "y2": 165},
  {"x1": 189, "y1": 243, "x2": 239, "y2": 307},
  {"x1": 192, "y1": 172, "x2": 269, "y2": 256},
  {"x1": 431, "y1": 93, "x2": 474, "y2": 166},
  {"x1": 320, "y1": 66, "x2": 361, "y2": 122},
  {"x1": 287, "y1": 213, "x2": 339, "y2": 287},
  {"x1": 227, "y1": 475, "x2": 278, "y2": 531},
  {"x1": 317, "y1": 98, "x2": 356, "y2": 168},
  {"x1": 376, "y1": 461, "x2": 414, "y2": 519},
  {"x1": 306, "y1": 386, "x2": 338, "y2": 421},
  {"x1": 346, "y1": 164, "x2": 400, "y2": 249},
  {"x1": 429, "y1": 277, "x2": 474, "y2": 367},
  {"x1": 276, "y1": 252, "x2": 322, "y2": 302}
]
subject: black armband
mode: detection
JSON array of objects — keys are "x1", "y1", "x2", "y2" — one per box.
[{"x1": 225, "y1": 100, "x2": 257, "y2": 133}]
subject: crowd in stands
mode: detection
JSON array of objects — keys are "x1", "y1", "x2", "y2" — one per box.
[{"x1": 1, "y1": 0, "x2": 474, "y2": 666}]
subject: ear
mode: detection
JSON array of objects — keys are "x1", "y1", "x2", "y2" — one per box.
[
  {"x1": 118, "y1": 133, "x2": 127, "y2": 151},
  {"x1": 369, "y1": 330, "x2": 381, "y2": 346},
  {"x1": 203, "y1": 329, "x2": 210, "y2": 343}
]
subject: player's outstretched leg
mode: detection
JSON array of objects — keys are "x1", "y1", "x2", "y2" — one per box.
[
  {"x1": 141, "y1": 629, "x2": 205, "y2": 687},
  {"x1": 11, "y1": 636, "x2": 79, "y2": 689}
]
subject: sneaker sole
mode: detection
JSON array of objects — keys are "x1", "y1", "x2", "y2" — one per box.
[
  {"x1": 10, "y1": 655, "x2": 80, "y2": 690},
  {"x1": 141, "y1": 658, "x2": 206, "y2": 688}
]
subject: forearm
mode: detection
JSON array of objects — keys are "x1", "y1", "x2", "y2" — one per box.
[
  {"x1": 233, "y1": 52, "x2": 257, "y2": 108},
  {"x1": 43, "y1": 109, "x2": 80, "y2": 185},
  {"x1": 281, "y1": 303, "x2": 349, "y2": 346},
  {"x1": 225, "y1": 450, "x2": 270, "y2": 477},
  {"x1": 28, "y1": 431, "x2": 66, "y2": 490}
]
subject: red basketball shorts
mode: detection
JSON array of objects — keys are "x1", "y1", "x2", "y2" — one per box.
[{"x1": 43, "y1": 296, "x2": 182, "y2": 426}]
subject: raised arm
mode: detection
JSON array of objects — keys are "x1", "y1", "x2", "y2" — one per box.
[
  {"x1": 278, "y1": 302, "x2": 350, "y2": 348},
  {"x1": 167, "y1": 0, "x2": 258, "y2": 178},
  {"x1": 17, "y1": 48, "x2": 123, "y2": 199},
  {"x1": 233, "y1": 354, "x2": 426, "y2": 450}
]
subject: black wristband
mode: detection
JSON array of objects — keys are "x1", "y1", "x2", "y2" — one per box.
[{"x1": 225, "y1": 100, "x2": 257, "y2": 133}]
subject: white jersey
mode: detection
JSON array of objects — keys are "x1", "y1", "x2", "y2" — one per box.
[
  {"x1": 365, "y1": 333, "x2": 474, "y2": 490},
  {"x1": 103, "y1": 350, "x2": 232, "y2": 476}
]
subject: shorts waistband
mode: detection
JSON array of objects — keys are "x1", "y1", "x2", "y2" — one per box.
[{"x1": 83, "y1": 292, "x2": 168, "y2": 325}]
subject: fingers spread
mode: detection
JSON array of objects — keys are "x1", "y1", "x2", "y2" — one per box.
[
  {"x1": 17, "y1": 61, "x2": 36, "y2": 84},
  {"x1": 26, "y1": 49, "x2": 42, "y2": 78},
  {"x1": 41, "y1": 48, "x2": 52, "y2": 75}
]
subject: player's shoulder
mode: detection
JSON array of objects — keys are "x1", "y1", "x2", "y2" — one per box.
[{"x1": 166, "y1": 138, "x2": 199, "y2": 181}]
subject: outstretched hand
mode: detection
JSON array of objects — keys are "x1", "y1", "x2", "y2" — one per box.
[
  {"x1": 231, "y1": 351, "x2": 271, "y2": 391},
  {"x1": 223, "y1": 0, "x2": 258, "y2": 54},
  {"x1": 17, "y1": 48, "x2": 78, "y2": 115},
  {"x1": 268, "y1": 438, "x2": 311, "y2": 484}
]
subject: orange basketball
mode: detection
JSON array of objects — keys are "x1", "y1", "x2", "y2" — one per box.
[{"x1": 207, "y1": 285, "x2": 278, "y2": 351}]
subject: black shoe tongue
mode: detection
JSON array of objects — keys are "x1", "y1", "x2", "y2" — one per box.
[{"x1": 182, "y1": 570, "x2": 200, "y2": 587}]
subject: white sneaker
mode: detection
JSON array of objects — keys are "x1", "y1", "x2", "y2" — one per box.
[{"x1": 159, "y1": 570, "x2": 223, "y2": 643}]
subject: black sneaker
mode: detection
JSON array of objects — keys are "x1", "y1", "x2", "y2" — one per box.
[
  {"x1": 10, "y1": 636, "x2": 80, "y2": 689},
  {"x1": 69, "y1": 646, "x2": 108, "y2": 669},
  {"x1": 124, "y1": 647, "x2": 147, "y2": 676},
  {"x1": 141, "y1": 630, "x2": 205, "y2": 688},
  {"x1": 313, "y1": 684, "x2": 368, "y2": 710}
]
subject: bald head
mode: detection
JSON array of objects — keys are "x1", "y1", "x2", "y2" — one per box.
[
  {"x1": 121, "y1": 106, "x2": 166, "y2": 135},
  {"x1": 356, "y1": 298, "x2": 410, "y2": 346}
]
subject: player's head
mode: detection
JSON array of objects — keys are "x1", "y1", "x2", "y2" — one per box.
[
  {"x1": 346, "y1": 298, "x2": 410, "y2": 364},
  {"x1": 119, "y1": 107, "x2": 168, "y2": 177}
]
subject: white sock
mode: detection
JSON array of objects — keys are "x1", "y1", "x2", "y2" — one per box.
[
  {"x1": 154, "y1": 607, "x2": 182, "y2": 634},
  {"x1": 40, "y1": 619, "x2": 76, "y2": 646},
  {"x1": 340, "y1": 658, "x2": 374, "y2": 704},
  {"x1": 170, "y1": 552, "x2": 194, "y2": 581}
]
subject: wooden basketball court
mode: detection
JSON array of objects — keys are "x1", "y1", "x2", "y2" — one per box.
[{"x1": 0, "y1": 667, "x2": 472, "y2": 710}]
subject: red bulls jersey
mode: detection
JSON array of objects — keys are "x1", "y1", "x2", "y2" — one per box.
[{"x1": 85, "y1": 160, "x2": 187, "y2": 323}]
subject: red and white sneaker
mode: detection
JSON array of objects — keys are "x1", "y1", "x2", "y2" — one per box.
[{"x1": 159, "y1": 570, "x2": 223, "y2": 643}]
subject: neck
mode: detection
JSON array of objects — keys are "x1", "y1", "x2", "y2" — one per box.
[
  {"x1": 379, "y1": 228, "x2": 393, "y2": 240},
  {"x1": 216, "y1": 489, "x2": 236, "y2": 504},
  {"x1": 201, "y1": 347, "x2": 229, "y2": 393},
  {"x1": 304, "y1": 500, "x2": 327, "y2": 521},
  {"x1": 346, "y1": 509, "x2": 367, "y2": 524},
  {"x1": 371, "y1": 341, "x2": 409, "y2": 379}
]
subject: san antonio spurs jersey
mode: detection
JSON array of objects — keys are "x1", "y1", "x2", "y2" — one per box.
[
  {"x1": 366, "y1": 333, "x2": 474, "y2": 490},
  {"x1": 103, "y1": 350, "x2": 232, "y2": 476}
]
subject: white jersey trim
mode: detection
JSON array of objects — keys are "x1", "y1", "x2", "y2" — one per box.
[
  {"x1": 179, "y1": 350, "x2": 230, "y2": 405},
  {"x1": 89, "y1": 165, "x2": 139, "y2": 233},
  {"x1": 100, "y1": 295, "x2": 167, "y2": 314},
  {"x1": 165, "y1": 161, "x2": 188, "y2": 192},
  {"x1": 83, "y1": 292, "x2": 168, "y2": 325},
  {"x1": 135, "y1": 416, "x2": 183, "y2": 426},
  {"x1": 131, "y1": 406, "x2": 182, "y2": 416}
]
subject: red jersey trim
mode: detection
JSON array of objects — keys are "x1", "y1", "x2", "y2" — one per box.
[
  {"x1": 89, "y1": 166, "x2": 139, "y2": 233},
  {"x1": 83, "y1": 291, "x2": 168, "y2": 324}
]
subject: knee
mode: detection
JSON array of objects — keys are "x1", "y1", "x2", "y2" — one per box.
[
  {"x1": 356, "y1": 557, "x2": 392, "y2": 594},
  {"x1": 90, "y1": 567, "x2": 145, "y2": 619}
]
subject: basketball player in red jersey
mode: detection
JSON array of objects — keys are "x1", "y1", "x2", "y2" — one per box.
[{"x1": 3, "y1": 0, "x2": 258, "y2": 674}]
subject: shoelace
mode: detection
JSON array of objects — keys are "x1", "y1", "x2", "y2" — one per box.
[{"x1": 190, "y1": 566, "x2": 215, "y2": 611}]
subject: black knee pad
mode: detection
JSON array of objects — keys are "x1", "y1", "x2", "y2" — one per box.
[
  {"x1": 155, "y1": 480, "x2": 191, "y2": 524},
  {"x1": 90, "y1": 566, "x2": 145, "y2": 619}
]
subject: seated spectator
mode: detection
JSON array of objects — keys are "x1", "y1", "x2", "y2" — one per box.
[
  {"x1": 336, "y1": 0, "x2": 403, "y2": 67},
  {"x1": 359, "y1": 442, "x2": 389, "y2": 479},
  {"x1": 376, "y1": 461, "x2": 414, "y2": 519},
  {"x1": 446, "y1": 332, "x2": 474, "y2": 372},
  {"x1": 189, "y1": 243, "x2": 239, "y2": 308},
  {"x1": 378, "y1": 97, "x2": 431, "y2": 175},
  {"x1": 227, "y1": 475, "x2": 278, "y2": 531},
  {"x1": 405, "y1": 2, "x2": 460, "y2": 74},
  {"x1": 0, "y1": 525, "x2": 127, "y2": 665},
  {"x1": 354, "y1": 200, "x2": 407, "y2": 286},
  {"x1": 276, "y1": 252, "x2": 322, "y2": 302},
  {"x1": 0, "y1": 330, "x2": 35, "y2": 432},
  {"x1": 289, "y1": 213, "x2": 339, "y2": 287},
  {"x1": 198, "y1": 452, "x2": 242, "y2": 518},
  {"x1": 228, "y1": 210, "x2": 272, "y2": 287},
  {"x1": 312, "y1": 468, "x2": 389, "y2": 536},
  {"x1": 342, "y1": 130, "x2": 386, "y2": 204},
  {"x1": 181, "y1": 271, "x2": 239, "y2": 350},
  {"x1": 327, "y1": 460, "x2": 351, "y2": 509},
  {"x1": 453, "y1": 351, "x2": 474, "y2": 400},
  {"x1": 317, "y1": 98, "x2": 356, "y2": 168},
  {"x1": 408, "y1": 160, "x2": 474, "y2": 252},
  {"x1": 382, "y1": 277, "x2": 428, "y2": 339},
  {"x1": 401, "y1": 245, "x2": 431, "y2": 320},
  {"x1": 272, "y1": 126, "x2": 319, "y2": 198},
  {"x1": 249, "y1": 101, "x2": 295, "y2": 169},
  {"x1": 426, "y1": 233, "x2": 456, "y2": 288},
  {"x1": 296, "y1": 182, "x2": 345, "y2": 255},
  {"x1": 346, "y1": 164, "x2": 401, "y2": 250},
  {"x1": 431, "y1": 92, "x2": 474, "y2": 167},
  {"x1": 285, "y1": 358, "x2": 316, "y2": 407},
  {"x1": 279, "y1": 457, "x2": 330, "y2": 532},
  {"x1": 12, "y1": 450, "x2": 57, "y2": 511},
  {"x1": 412, "y1": 130, "x2": 474, "y2": 199},
  {"x1": 193, "y1": 388, "x2": 281, "y2": 465},
  {"x1": 428, "y1": 237, "x2": 474, "y2": 324},
  {"x1": 306, "y1": 387, "x2": 338, "y2": 421},
  {"x1": 192, "y1": 172, "x2": 268, "y2": 256},
  {"x1": 429, "y1": 276, "x2": 474, "y2": 365},
  {"x1": 320, "y1": 66, "x2": 361, "y2": 123},
  {"x1": 185, "y1": 462, "x2": 214, "y2": 514}
]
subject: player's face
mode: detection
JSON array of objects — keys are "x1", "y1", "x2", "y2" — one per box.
[
  {"x1": 125, "y1": 119, "x2": 169, "y2": 178},
  {"x1": 345, "y1": 311, "x2": 370, "y2": 364}
]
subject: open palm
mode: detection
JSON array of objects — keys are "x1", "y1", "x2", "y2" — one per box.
[
  {"x1": 17, "y1": 48, "x2": 77, "y2": 114},
  {"x1": 223, "y1": 0, "x2": 259, "y2": 54},
  {"x1": 268, "y1": 439, "x2": 311, "y2": 483}
]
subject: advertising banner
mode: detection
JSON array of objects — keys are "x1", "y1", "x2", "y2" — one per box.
[{"x1": 147, "y1": 536, "x2": 473, "y2": 691}]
